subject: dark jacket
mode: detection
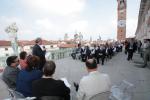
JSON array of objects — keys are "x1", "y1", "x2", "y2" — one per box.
[
  {"x1": 32, "y1": 78, "x2": 70, "y2": 100},
  {"x1": 16, "y1": 69, "x2": 42, "y2": 97},
  {"x1": 32, "y1": 44, "x2": 46, "y2": 69}
]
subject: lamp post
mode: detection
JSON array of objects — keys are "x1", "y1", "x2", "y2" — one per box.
[{"x1": 5, "y1": 23, "x2": 19, "y2": 56}]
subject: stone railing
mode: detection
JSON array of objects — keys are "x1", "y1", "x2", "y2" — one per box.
[{"x1": 46, "y1": 48, "x2": 73, "y2": 60}]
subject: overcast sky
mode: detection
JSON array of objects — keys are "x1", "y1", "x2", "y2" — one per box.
[{"x1": 0, "y1": 0, "x2": 141, "y2": 41}]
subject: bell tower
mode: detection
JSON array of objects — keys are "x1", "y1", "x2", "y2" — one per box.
[{"x1": 117, "y1": 0, "x2": 126, "y2": 41}]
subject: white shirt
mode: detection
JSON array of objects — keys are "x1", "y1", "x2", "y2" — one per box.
[
  {"x1": 77, "y1": 71, "x2": 111, "y2": 100},
  {"x1": 39, "y1": 45, "x2": 44, "y2": 50}
]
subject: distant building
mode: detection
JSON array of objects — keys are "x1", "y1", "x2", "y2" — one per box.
[
  {"x1": 58, "y1": 44, "x2": 76, "y2": 49},
  {"x1": 135, "y1": 0, "x2": 150, "y2": 40},
  {"x1": 0, "y1": 40, "x2": 58, "y2": 57},
  {"x1": 0, "y1": 41, "x2": 15, "y2": 57}
]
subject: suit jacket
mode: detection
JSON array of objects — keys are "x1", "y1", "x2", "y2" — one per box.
[
  {"x1": 96, "y1": 48, "x2": 106, "y2": 58},
  {"x1": 32, "y1": 78, "x2": 70, "y2": 100},
  {"x1": 2, "y1": 66, "x2": 20, "y2": 89},
  {"x1": 77, "y1": 71, "x2": 111, "y2": 100},
  {"x1": 32, "y1": 44, "x2": 46, "y2": 69}
]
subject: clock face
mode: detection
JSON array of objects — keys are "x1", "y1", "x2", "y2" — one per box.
[{"x1": 118, "y1": 20, "x2": 126, "y2": 27}]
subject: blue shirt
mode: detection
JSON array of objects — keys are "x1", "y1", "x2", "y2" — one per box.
[{"x1": 16, "y1": 69, "x2": 42, "y2": 97}]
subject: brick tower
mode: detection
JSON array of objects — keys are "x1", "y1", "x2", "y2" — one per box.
[{"x1": 117, "y1": 0, "x2": 126, "y2": 41}]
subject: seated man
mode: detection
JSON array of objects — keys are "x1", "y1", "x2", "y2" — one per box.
[
  {"x1": 32, "y1": 61, "x2": 70, "y2": 100},
  {"x1": 2, "y1": 56, "x2": 20, "y2": 89},
  {"x1": 76, "y1": 59, "x2": 111, "y2": 100},
  {"x1": 19, "y1": 51, "x2": 28, "y2": 70}
]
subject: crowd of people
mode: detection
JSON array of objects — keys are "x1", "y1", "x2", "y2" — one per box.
[
  {"x1": 1, "y1": 37, "x2": 150, "y2": 100},
  {"x1": 71, "y1": 42, "x2": 123, "y2": 65},
  {"x1": 1, "y1": 37, "x2": 112, "y2": 100},
  {"x1": 2, "y1": 37, "x2": 70, "y2": 100},
  {"x1": 124, "y1": 38, "x2": 150, "y2": 68}
]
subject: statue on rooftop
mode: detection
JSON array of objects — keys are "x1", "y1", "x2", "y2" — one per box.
[{"x1": 5, "y1": 23, "x2": 19, "y2": 56}]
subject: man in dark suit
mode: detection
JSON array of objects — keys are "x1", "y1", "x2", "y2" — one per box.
[
  {"x1": 96, "y1": 46, "x2": 106, "y2": 65},
  {"x1": 91, "y1": 45, "x2": 97, "y2": 59},
  {"x1": 126, "y1": 39, "x2": 135, "y2": 61},
  {"x1": 32, "y1": 37, "x2": 46, "y2": 70}
]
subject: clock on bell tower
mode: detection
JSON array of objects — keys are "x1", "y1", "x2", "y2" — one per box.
[{"x1": 117, "y1": 0, "x2": 126, "y2": 41}]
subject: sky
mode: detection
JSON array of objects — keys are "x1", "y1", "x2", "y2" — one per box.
[{"x1": 0, "y1": 0, "x2": 141, "y2": 41}]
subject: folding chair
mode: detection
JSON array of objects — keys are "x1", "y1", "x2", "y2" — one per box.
[
  {"x1": 89, "y1": 91, "x2": 110, "y2": 100},
  {"x1": 0, "y1": 78, "x2": 10, "y2": 100},
  {"x1": 0, "y1": 78, "x2": 36, "y2": 100}
]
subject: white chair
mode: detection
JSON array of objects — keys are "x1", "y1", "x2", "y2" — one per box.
[
  {"x1": 7, "y1": 88, "x2": 36, "y2": 100},
  {"x1": 0, "y1": 78, "x2": 36, "y2": 100},
  {"x1": 0, "y1": 78, "x2": 10, "y2": 100},
  {"x1": 110, "y1": 80, "x2": 134, "y2": 100},
  {"x1": 89, "y1": 91, "x2": 111, "y2": 100}
]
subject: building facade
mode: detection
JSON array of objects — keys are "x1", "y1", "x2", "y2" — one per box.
[
  {"x1": 135, "y1": 0, "x2": 150, "y2": 40},
  {"x1": 117, "y1": 0, "x2": 127, "y2": 41},
  {"x1": 0, "y1": 40, "x2": 58, "y2": 57}
]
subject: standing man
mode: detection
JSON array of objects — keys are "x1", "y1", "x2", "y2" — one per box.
[
  {"x1": 96, "y1": 45, "x2": 106, "y2": 65},
  {"x1": 127, "y1": 39, "x2": 134, "y2": 61},
  {"x1": 91, "y1": 44, "x2": 97, "y2": 59},
  {"x1": 76, "y1": 59, "x2": 111, "y2": 100},
  {"x1": 142, "y1": 39, "x2": 150, "y2": 68},
  {"x1": 32, "y1": 37, "x2": 46, "y2": 70},
  {"x1": 76, "y1": 43, "x2": 83, "y2": 60}
]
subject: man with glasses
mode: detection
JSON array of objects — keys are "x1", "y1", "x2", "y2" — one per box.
[{"x1": 2, "y1": 56, "x2": 20, "y2": 89}]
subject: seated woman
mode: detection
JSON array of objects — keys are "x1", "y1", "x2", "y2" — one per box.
[
  {"x1": 19, "y1": 51, "x2": 28, "y2": 69},
  {"x1": 16, "y1": 55, "x2": 42, "y2": 97},
  {"x1": 32, "y1": 61, "x2": 70, "y2": 100}
]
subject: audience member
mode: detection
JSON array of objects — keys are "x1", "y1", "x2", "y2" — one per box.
[
  {"x1": 16, "y1": 55, "x2": 42, "y2": 97},
  {"x1": 19, "y1": 51, "x2": 28, "y2": 69},
  {"x1": 32, "y1": 37, "x2": 46, "y2": 70},
  {"x1": 2, "y1": 56, "x2": 20, "y2": 89},
  {"x1": 32, "y1": 61, "x2": 70, "y2": 100},
  {"x1": 76, "y1": 59, "x2": 111, "y2": 100}
]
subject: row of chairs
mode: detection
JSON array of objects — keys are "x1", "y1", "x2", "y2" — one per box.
[{"x1": 0, "y1": 76, "x2": 134, "y2": 100}]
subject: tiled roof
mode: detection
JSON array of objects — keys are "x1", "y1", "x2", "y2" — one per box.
[
  {"x1": 58, "y1": 44, "x2": 76, "y2": 48},
  {"x1": 0, "y1": 40, "x2": 52, "y2": 46},
  {"x1": 0, "y1": 40, "x2": 11, "y2": 46}
]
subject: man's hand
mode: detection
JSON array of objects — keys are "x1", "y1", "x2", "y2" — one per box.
[{"x1": 73, "y1": 82, "x2": 79, "y2": 91}]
